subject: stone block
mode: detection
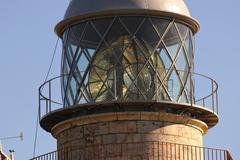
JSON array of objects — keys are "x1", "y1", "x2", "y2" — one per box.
[
  {"x1": 141, "y1": 133, "x2": 159, "y2": 142},
  {"x1": 133, "y1": 134, "x2": 142, "y2": 143},
  {"x1": 93, "y1": 136, "x2": 102, "y2": 145},
  {"x1": 103, "y1": 134, "x2": 117, "y2": 144},
  {"x1": 191, "y1": 127, "x2": 202, "y2": 141},
  {"x1": 109, "y1": 121, "x2": 126, "y2": 133},
  {"x1": 93, "y1": 113, "x2": 118, "y2": 122},
  {"x1": 163, "y1": 124, "x2": 179, "y2": 136},
  {"x1": 98, "y1": 122, "x2": 109, "y2": 135},
  {"x1": 84, "y1": 124, "x2": 99, "y2": 137},
  {"x1": 117, "y1": 112, "x2": 141, "y2": 120},
  {"x1": 137, "y1": 121, "x2": 163, "y2": 133},
  {"x1": 140, "y1": 112, "x2": 159, "y2": 121},
  {"x1": 116, "y1": 134, "x2": 127, "y2": 143},
  {"x1": 188, "y1": 138, "x2": 201, "y2": 146},
  {"x1": 109, "y1": 121, "x2": 137, "y2": 133},
  {"x1": 70, "y1": 139, "x2": 81, "y2": 147},
  {"x1": 174, "y1": 136, "x2": 189, "y2": 144},
  {"x1": 78, "y1": 138, "x2": 85, "y2": 147},
  {"x1": 127, "y1": 121, "x2": 137, "y2": 132},
  {"x1": 178, "y1": 125, "x2": 191, "y2": 138},
  {"x1": 158, "y1": 135, "x2": 175, "y2": 143},
  {"x1": 125, "y1": 134, "x2": 133, "y2": 143}
]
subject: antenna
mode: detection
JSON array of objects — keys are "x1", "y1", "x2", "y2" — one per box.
[{"x1": 0, "y1": 132, "x2": 24, "y2": 142}]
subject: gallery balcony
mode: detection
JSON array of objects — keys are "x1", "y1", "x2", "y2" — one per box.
[{"x1": 38, "y1": 71, "x2": 219, "y2": 132}]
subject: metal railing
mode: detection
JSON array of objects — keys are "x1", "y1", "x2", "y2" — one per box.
[
  {"x1": 193, "y1": 73, "x2": 218, "y2": 114},
  {"x1": 30, "y1": 141, "x2": 232, "y2": 160},
  {"x1": 38, "y1": 71, "x2": 219, "y2": 120}
]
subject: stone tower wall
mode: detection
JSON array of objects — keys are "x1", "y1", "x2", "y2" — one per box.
[{"x1": 52, "y1": 112, "x2": 207, "y2": 160}]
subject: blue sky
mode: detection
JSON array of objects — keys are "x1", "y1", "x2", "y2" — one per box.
[{"x1": 0, "y1": 0, "x2": 239, "y2": 159}]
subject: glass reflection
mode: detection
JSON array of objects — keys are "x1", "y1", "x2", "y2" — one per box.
[
  {"x1": 61, "y1": 17, "x2": 194, "y2": 106},
  {"x1": 88, "y1": 36, "x2": 166, "y2": 101}
]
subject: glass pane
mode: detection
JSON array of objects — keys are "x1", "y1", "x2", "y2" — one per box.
[
  {"x1": 155, "y1": 85, "x2": 170, "y2": 101},
  {"x1": 176, "y1": 47, "x2": 189, "y2": 82},
  {"x1": 150, "y1": 18, "x2": 170, "y2": 37},
  {"x1": 120, "y1": 17, "x2": 144, "y2": 35},
  {"x1": 81, "y1": 22, "x2": 102, "y2": 49},
  {"x1": 84, "y1": 48, "x2": 95, "y2": 61},
  {"x1": 66, "y1": 44, "x2": 76, "y2": 61},
  {"x1": 136, "y1": 18, "x2": 160, "y2": 49},
  {"x1": 70, "y1": 78, "x2": 77, "y2": 99},
  {"x1": 184, "y1": 30, "x2": 194, "y2": 68},
  {"x1": 77, "y1": 53, "x2": 89, "y2": 72},
  {"x1": 79, "y1": 95, "x2": 87, "y2": 104},
  {"x1": 71, "y1": 23, "x2": 86, "y2": 43},
  {"x1": 167, "y1": 69, "x2": 182, "y2": 101},
  {"x1": 163, "y1": 23, "x2": 180, "y2": 60},
  {"x1": 66, "y1": 83, "x2": 74, "y2": 105},
  {"x1": 95, "y1": 86, "x2": 109, "y2": 102},
  {"x1": 124, "y1": 63, "x2": 154, "y2": 98},
  {"x1": 122, "y1": 44, "x2": 136, "y2": 68},
  {"x1": 158, "y1": 45, "x2": 172, "y2": 70},
  {"x1": 63, "y1": 57, "x2": 70, "y2": 90},
  {"x1": 185, "y1": 76, "x2": 193, "y2": 101},
  {"x1": 176, "y1": 22, "x2": 188, "y2": 40},
  {"x1": 184, "y1": 31, "x2": 190, "y2": 55},
  {"x1": 88, "y1": 46, "x2": 115, "y2": 102},
  {"x1": 151, "y1": 48, "x2": 167, "y2": 81},
  {"x1": 189, "y1": 31, "x2": 194, "y2": 67},
  {"x1": 92, "y1": 18, "x2": 114, "y2": 36},
  {"x1": 179, "y1": 92, "x2": 188, "y2": 103},
  {"x1": 105, "y1": 18, "x2": 130, "y2": 45}
]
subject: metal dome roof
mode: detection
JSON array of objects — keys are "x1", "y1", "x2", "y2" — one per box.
[
  {"x1": 55, "y1": 0, "x2": 199, "y2": 36},
  {"x1": 64, "y1": 0, "x2": 191, "y2": 19}
]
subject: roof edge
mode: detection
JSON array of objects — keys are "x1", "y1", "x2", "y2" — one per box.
[{"x1": 55, "y1": 9, "x2": 200, "y2": 37}]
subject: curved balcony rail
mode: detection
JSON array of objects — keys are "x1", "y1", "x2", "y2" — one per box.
[
  {"x1": 38, "y1": 71, "x2": 218, "y2": 120},
  {"x1": 30, "y1": 141, "x2": 232, "y2": 160}
]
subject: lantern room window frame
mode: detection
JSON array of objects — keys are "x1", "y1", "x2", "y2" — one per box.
[{"x1": 61, "y1": 16, "x2": 195, "y2": 107}]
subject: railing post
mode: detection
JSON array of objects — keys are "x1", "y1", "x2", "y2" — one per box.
[
  {"x1": 191, "y1": 145, "x2": 193, "y2": 160},
  {"x1": 170, "y1": 143, "x2": 172, "y2": 160},
  {"x1": 175, "y1": 143, "x2": 177, "y2": 160},
  {"x1": 38, "y1": 89, "x2": 41, "y2": 121},
  {"x1": 199, "y1": 147, "x2": 202, "y2": 160},
  {"x1": 162, "y1": 142, "x2": 164, "y2": 160},
  {"x1": 49, "y1": 81, "x2": 52, "y2": 113},
  {"x1": 212, "y1": 80, "x2": 215, "y2": 113},
  {"x1": 179, "y1": 144, "x2": 181, "y2": 160},
  {"x1": 190, "y1": 71, "x2": 194, "y2": 106},
  {"x1": 212, "y1": 149, "x2": 214, "y2": 160},
  {"x1": 166, "y1": 143, "x2": 168, "y2": 160},
  {"x1": 208, "y1": 148, "x2": 210, "y2": 160},
  {"x1": 46, "y1": 99, "x2": 48, "y2": 114},
  {"x1": 220, "y1": 150, "x2": 222, "y2": 160},
  {"x1": 114, "y1": 67, "x2": 117, "y2": 100},
  {"x1": 195, "y1": 145, "x2": 197, "y2": 160},
  {"x1": 216, "y1": 90, "x2": 219, "y2": 114},
  {"x1": 183, "y1": 144, "x2": 185, "y2": 160},
  {"x1": 203, "y1": 147, "x2": 205, "y2": 160}
]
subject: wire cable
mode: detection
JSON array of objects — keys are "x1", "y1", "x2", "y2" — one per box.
[{"x1": 32, "y1": 38, "x2": 60, "y2": 158}]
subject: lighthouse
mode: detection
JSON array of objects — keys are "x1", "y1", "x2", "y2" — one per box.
[{"x1": 34, "y1": 0, "x2": 233, "y2": 159}]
